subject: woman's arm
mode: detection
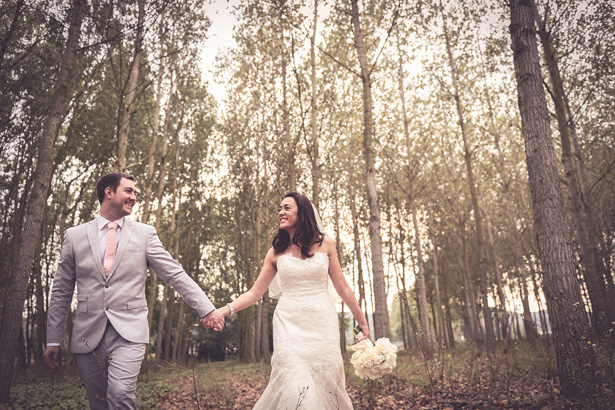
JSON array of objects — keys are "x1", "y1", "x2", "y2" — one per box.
[
  {"x1": 324, "y1": 237, "x2": 371, "y2": 341},
  {"x1": 219, "y1": 247, "x2": 277, "y2": 317}
]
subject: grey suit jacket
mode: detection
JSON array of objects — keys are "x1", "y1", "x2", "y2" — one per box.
[{"x1": 46, "y1": 218, "x2": 215, "y2": 354}]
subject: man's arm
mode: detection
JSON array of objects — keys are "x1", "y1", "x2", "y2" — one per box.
[
  {"x1": 144, "y1": 226, "x2": 216, "y2": 319},
  {"x1": 44, "y1": 229, "x2": 77, "y2": 368}
]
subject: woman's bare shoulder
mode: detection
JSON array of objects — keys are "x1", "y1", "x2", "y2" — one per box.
[
  {"x1": 319, "y1": 235, "x2": 336, "y2": 254},
  {"x1": 265, "y1": 247, "x2": 278, "y2": 266}
]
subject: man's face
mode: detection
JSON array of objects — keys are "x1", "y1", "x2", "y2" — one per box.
[{"x1": 106, "y1": 178, "x2": 137, "y2": 216}]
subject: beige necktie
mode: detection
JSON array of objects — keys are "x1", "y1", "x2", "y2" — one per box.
[{"x1": 103, "y1": 222, "x2": 118, "y2": 277}]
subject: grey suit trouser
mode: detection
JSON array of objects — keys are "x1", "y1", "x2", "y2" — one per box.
[{"x1": 75, "y1": 321, "x2": 146, "y2": 410}]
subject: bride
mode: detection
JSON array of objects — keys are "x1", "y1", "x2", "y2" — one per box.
[{"x1": 216, "y1": 192, "x2": 370, "y2": 409}]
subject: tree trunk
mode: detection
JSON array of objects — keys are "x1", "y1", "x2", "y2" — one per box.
[
  {"x1": 163, "y1": 290, "x2": 175, "y2": 360},
  {"x1": 348, "y1": 146, "x2": 366, "y2": 321},
  {"x1": 334, "y1": 182, "x2": 346, "y2": 351},
  {"x1": 442, "y1": 277, "x2": 455, "y2": 347},
  {"x1": 310, "y1": 0, "x2": 320, "y2": 206},
  {"x1": 395, "y1": 22, "x2": 432, "y2": 355},
  {"x1": 530, "y1": 261, "x2": 549, "y2": 334},
  {"x1": 428, "y1": 211, "x2": 447, "y2": 348},
  {"x1": 142, "y1": 12, "x2": 166, "y2": 224},
  {"x1": 260, "y1": 140, "x2": 270, "y2": 363},
  {"x1": 439, "y1": 0, "x2": 494, "y2": 353},
  {"x1": 0, "y1": 0, "x2": 85, "y2": 401},
  {"x1": 147, "y1": 71, "x2": 176, "y2": 330},
  {"x1": 278, "y1": 4, "x2": 295, "y2": 192},
  {"x1": 172, "y1": 303, "x2": 185, "y2": 361},
  {"x1": 442, "y1": 126, "x2": 481, "y2": 343},
  {"x1": 154, "y1": 284, "x2": 168, "y2": 359},
  {"x1": 535, "y1": 7, "x2": 613, "y2": 333},
  {"x1": 480, "y1": 39, "x2": 530, "y2": 342},
  {"x1": 350, "y1": 0, "x2": 389, "y2": 339},
  {"x1": 485, "y1": 215, "x2": 514, "y2": 342},
  {"x1": 115, "y1": 0, "x2": 145, "y2": 172},
  {"x1": 508, "y1": 0, "x2": 595, "y2": 396}
]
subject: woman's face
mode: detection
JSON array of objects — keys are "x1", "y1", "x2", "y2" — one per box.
[{"x1": 278, "y1": 196, "x2": 298, "y2": 232}]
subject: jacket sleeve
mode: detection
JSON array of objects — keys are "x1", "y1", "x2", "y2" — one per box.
[
  {"x1": 46, "y1": 228, "x2": 77, "y2": 345},
  {"x1": 145, "y1": 226, "x2": 215, "y2": 318}
]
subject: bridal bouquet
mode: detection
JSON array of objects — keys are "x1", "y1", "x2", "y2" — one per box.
[{"x1": 349, "y1": 337, "x2": 398, "y2": 380}]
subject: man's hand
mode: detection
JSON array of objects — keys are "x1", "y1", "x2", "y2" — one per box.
[
  {"x1": 201, "y1": 309, "x2": 225, "y2": 332},
  {"x1": 43, "y1": 346, "x2": 60, "y2": 370}
]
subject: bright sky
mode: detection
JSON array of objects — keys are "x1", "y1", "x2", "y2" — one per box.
[{"x1": 200, "y1": 0, "x2": 238, "y2": 103}]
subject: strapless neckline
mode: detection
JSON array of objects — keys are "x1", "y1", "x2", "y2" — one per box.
[{"x1": 280, "y1": 251, "x2": 327, "y2": 262}]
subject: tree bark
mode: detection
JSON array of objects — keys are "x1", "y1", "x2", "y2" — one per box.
[
  {"x1": 310, "y1": 0, "x2": 320, "y2": 206},
  {"x1": 485, "y1": 214, "x2": 516, "y2": 342},
  {"x1": 260, "y1": 139, "x2": 271, "y2": 363},
  {"x1": 334, "y1": 179, "x2": 347, "y2": 351},
  {"x1": 350, "y1": 0, "x2": 389, "y2": 339},
  {"x1": 347, "y1": 145, "x2": 367, "y2": 320},
  {"x1": 428, "y1": 210, "x2": 447, "y2": 348},
  {"x1": 278, "y1": 3, "x2": 295, "y2": 192},
  {"x1": 508, "y1": 0, "x2": 595, "y2": 396},
  {"x1": 535, "y1": 6, "x2": 613, "y2": 334},
  {"x1": 0, "y1": 0, "x2": 86, "y2": 401},
  {"x1": 147, "y1": 69, "x2": 176, "y2": 332},
  {"x1": 115, "y1": 0, "x2": 145, "y2": 172},
  {"x1": 142, "y1": 12, "x2": 166, "y2": 225}
]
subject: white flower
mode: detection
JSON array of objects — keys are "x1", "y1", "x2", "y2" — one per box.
[{"x1": 349, "y1": 337, "x2": 397, "y2": 380}]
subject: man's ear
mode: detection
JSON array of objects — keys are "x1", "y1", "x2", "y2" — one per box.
[{"x1": 104, "y1": 186, "x2": 113, "y2": 200}]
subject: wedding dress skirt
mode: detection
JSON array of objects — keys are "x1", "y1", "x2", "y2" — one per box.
[{"x1": 253, "y1": 252, "x2": 353, "y2": 409}]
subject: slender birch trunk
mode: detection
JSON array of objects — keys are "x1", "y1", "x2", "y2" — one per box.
[
  {"x1": 485, "y1": 215, "x2": 514, "y2": 342},
  {"x1": 277, "y1": 4, "x2": 295, "y2": 192},
  {"x1": 442, "y1": 129, "x2": 481, "y2": 343},
  {"x1": 142, "y1": 12, "x2": 166, "y2": 224},
  {"x1": 147, "y1": 68, "x2": 176, "y2": 329},
  {"x1": 428, "y1": 210, "x2": 447, "y2": 347},
  {"x1": 260, "y1": 142, "x2": 271, "y2": 363},
  {"x1": 115, "y1": 0, "x2": 145, "y2": 172},
  {"x1": 348, "y1": 145, "x2": 366, "y2": 318},
  {"x1": 439, "y1": 0, "x2": 495, "y2": 352},
  {"x1": 394, "y1": 22, "x2": 432, "y2": 355},
  {"x1": 334, "y1": 178, "x2": 347, "y2": 351},
  {"x1": 310, "y1": 0, "x2": 320, "y2": 206},
  {"x1": 350, "y1": 0, "x2": 389, "y2": 339}
]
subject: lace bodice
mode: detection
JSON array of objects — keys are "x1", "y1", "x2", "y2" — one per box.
[
  {"x1": 276, "y1": 252, "x2": 329, "y2": 296},
  {"x1": 252, "y1": 250, "x2": 353, "y2": 409}
]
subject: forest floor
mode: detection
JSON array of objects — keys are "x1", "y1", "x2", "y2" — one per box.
[{"x1": 4, "y1": 338, "x2": 614, "y2": 409}]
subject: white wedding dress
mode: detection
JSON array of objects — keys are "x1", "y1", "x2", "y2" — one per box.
[{"x1": 253, "y1": 252, "x2": 353, "y2": 410}]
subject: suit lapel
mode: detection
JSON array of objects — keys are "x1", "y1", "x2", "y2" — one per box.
[
  {"x1": 86, "y1": 220, "x2": 105, "y2": 278},
  {"x1": 107, "y1": 218, "x2": 134, "y2": 280}
]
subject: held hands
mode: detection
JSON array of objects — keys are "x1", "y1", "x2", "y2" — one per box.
[
  {"x1": 43, "y1": 346, "x2": 60, "y2": 370},
  {"x1": 201, "y1": 309, "x2": 225, "y2": 331}
]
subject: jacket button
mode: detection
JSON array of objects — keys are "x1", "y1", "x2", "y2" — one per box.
[
  {"x1": 105, "y1": 284, "x2": 109, "y2": 288},
  {"x1": 105, "y1": 307, "x2": 109, "y2": 311}
]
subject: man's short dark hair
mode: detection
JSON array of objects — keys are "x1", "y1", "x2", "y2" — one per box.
[{"x1": 96, "y1": 173, "x2": 135, "y2": 204}]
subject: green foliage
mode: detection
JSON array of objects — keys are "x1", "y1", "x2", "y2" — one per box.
[{"x1": 7, "y1": 372, "x2": 177, "y2": 409}]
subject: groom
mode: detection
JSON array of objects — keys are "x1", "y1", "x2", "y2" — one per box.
[{"x1": 43, "y1": 172, "x2": 224, "y2": 410}]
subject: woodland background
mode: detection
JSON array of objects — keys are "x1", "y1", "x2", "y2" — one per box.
[{"x1": 0, "y1": 0, "x2": 614, "y2": 407}]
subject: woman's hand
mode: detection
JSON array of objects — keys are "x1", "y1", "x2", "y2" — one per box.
[{"x1": 357, "y1": 323, "x2": 371, "y2": 341}]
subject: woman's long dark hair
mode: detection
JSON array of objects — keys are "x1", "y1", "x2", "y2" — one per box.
[{"x1": 272, "y1": 192, "x2": 324, "y2": 258}]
